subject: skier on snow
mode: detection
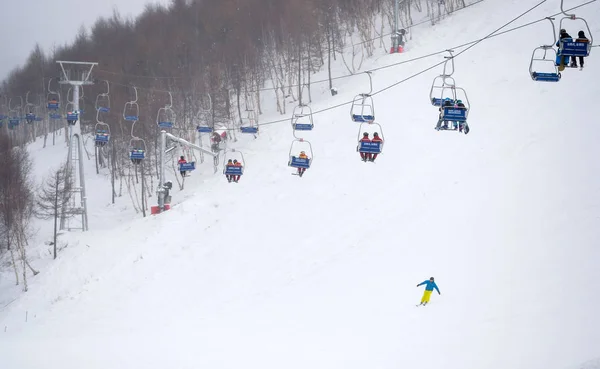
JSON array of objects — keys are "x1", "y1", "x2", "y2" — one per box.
[{"x1": 417, "y1": 277, "x2": 440, "y2": 306}]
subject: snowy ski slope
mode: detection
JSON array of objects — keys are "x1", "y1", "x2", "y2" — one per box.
[{"x1": 1, "y1": 0, "x2": 600, "y2": 368}]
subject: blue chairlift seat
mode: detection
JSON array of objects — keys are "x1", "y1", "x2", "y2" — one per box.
[
  {"x1": 442, "y1": 107, "x2": 467, "y2": 122},
  {"x1": 240, "y1": 126, "x2": 258, "y2": 134},
  {"x1": 431, "y1": 98, "x2": 443, "y2": 107},
  {"x1": 288, "y1": 156, "x2": 311, "y2": 169},
  {"x1": 560, "y1": 41, "x2": 590, "y2": 57},
  {"x1": 25, "y1": 113, "x2": 36, "y2": 122},
  {"x1": 532, "y1": 72, "x2": 561, "y2": 82},
  {"x1": 95, "y1": 131, "x2": 110, "y2": 143},
  {"x1": 293, "y1": 123, "x2": 313, "y2": 131},
  {"x1": 158, "y1": 121, "x2": 173, "y2": 129},
  {"x1": 358, "y1": 141, "x2": 382, "y2": 154},
  {"x1": 0, "y1": 115, "x2": 7, "y2": 120},
  {"x1": 179, "y1": 162, "x2": 196, "y2": 171},
  {"x1": 48, "y1": 102, "x2": 59, "y2": 110},
  {"x1": 67, "y1": 112, "x2": 79, "y2": 121},
  {"x1": 130, "y1": 149, "x2": 145, "y2": 160},
  {"x1": 124, "y1": 115, "x2": 139, "y2": 121},
  {"x1": 224, "y1": 165, "x2": 243, "y2": 176},
  {"x1": 196, "y1": 126, "x2": 213, "y2": 133},
  {"x1": 9, "y1": 118, "x2": 19, "y2": 129},
  {"x1": 352, "y1": 114, "x2": 375, "y2": 123},
  {"x1": 35, "y1": 117, "x2": 43, "y2": 122},
  {"x1": 98, "y1": 107, "x2": 110, "y2": 113}
]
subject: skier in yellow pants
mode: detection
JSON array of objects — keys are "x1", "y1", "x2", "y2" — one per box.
[{"x1": 417, "y1": 277, "x2": 441, "y2": 306}]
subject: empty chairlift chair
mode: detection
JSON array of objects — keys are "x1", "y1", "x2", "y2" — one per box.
[{"x1": 530, "y1": 18, "x2": 561, "y2": 82}]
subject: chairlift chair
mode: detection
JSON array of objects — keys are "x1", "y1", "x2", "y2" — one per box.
[
  {"x1": 240, "y1": 109, "x2": 259, "y2": 134},
  {"x1": 291, "y1": 104, "x2": 314, "y2": 133},
  {"x1": 94, "y1": 122, "x2": 110, "y2": 147},
  {"x1": 350, "y1": 72, "x2": 375, "y2": 122},
  {"x1": 47, "y1": 94, "x2": 60, "y2": 110},
  {"x1": 49, "y1": 112, "x2": 62, "y2": 120},
  {"x1": 157, "y1": 106, "x2": 175, "y2": 129},
  {"x1": 530, "y1": 47, "x2": 561, "y2": 82},
  {"x1": 196, "y1": 125, "x2": 213, "y2": 133},
  {"x1": 223, "y1": 149, "x2": 245, "y2": 181},
  {"x1": 65, "y1": 102, "x2": 78, "y2": 125},
  {"x1": 157, "y1": 92, "x2": 175, "y2": 129},
  {"x1": 9, "y1": 115, "x2": 20, "y2": 129},
  {"x1": 288, "y1": 138, "x2": 313, "y2": 170},
  {"x1": 529, "y1": 18, "x2": 562, "y2": 82},
  {"x1": 350, "y1": 94, "x2": 375, "y2": 122},
  {"x1": 558, "y1": 1, "x2": 593, "y2": 58},
  {"x1": 123, "y1": 87, "x2": 140, "y2": 121},
  {"x1": 179, "y1": 161, "x2": 196, "y2": 172},
  {"x1": 95, "y1": 81, "x2": 110, "y2": 113},
  {"x1": 25, "y1": 111, "x2": 36, "y2": 124},
  {"x1": 436, "y1": 86, "x2": 470, "y2": 133},
  {"x1": 357, "y1": 122, "x2": 384, "y2": 156},
  {"x1": 129, "y1": 137, "x2": 146, "y2": 165}
]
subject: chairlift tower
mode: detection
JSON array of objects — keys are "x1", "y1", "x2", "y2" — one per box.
[{"x1": 57, "y1": 61, "x2": 97, "y2": 232}]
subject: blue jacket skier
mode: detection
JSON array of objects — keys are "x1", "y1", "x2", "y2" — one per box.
[
  {"x1": 556, "y1": 29, "x2": 573, "y2": 67},
  {"x1": 417, "y1": 277, "x2": 440, "y2": 305}
]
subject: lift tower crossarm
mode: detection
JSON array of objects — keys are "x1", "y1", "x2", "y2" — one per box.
[{"x1": 157, "y1": 130, "x2": 219, "y2": 212}]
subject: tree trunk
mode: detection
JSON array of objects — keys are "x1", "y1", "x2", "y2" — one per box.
[
  {"x1": 141, "y1": 162, "x2": 146, "y2": 218},
  {"x1": 327, "y1": 24, "x2": 333, "y2": 90},
  {"x1": 53, "y1": 171, "x2": 59, "y2": 259},
  {"x1": 10, "y1": 248, "x2": 19, "y2": 286}
]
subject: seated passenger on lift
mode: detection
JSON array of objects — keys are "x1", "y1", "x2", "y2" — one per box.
[
  {"x1": 452, "y1": 99, "x2": 467, "y2": 130},
  {"x1": 436, "y1": 98, "x2": 454, "y2": 130},
  {"x1": 370, "y1": 132, "x2": 383, "y2": 162},
  {"x1": 178, "y1": 156, "x2": 188, "y2": 177},
  {"x1": 555, "y1": 29, "x2": 573, "y2": 67},
  {"x1": 225, "y1": 159, "x2": 234, "y2": 182},
  {"x1": 233, "y1": 159, "x2": 242, "y2": 183},
  {"x1": 359, "y1": 132, "x2": 372, "y2": 162},
  {"x1": 571, "y1": 30, "x2": 589, "y2": 68},
  {"x1": 296, "y1": 151, "x2": 309, "y2": 177}
]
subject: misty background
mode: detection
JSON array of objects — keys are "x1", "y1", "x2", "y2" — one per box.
[{"x1": 0, "y1": 0, "x2": 168, "y2": 80}]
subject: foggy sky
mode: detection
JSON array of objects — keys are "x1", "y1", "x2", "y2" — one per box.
[{"x1": 0, "y1": 0, "x2": 169, "y2": 81}]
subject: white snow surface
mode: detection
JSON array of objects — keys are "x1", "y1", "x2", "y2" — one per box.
[{"x1": 1, "y1": 0, "x2": 600, "y2": 368}]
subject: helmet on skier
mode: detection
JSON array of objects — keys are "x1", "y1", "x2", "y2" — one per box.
[
  {"x1": 363, "y1": 132, "x2": 369, "y2": 137},
  {"x1": 233, "y1": 159, "x2": 238, "y2": 163},
  {"x1": 444, "y1": 97, "x2": 451, "y2": 101},
  {"x1": 227, "y1": 159, "x2": 233, "y2": 163},
  {"x1": 300, "y1": 151, "x2": 305, "y2": 154},
  {"x1": 180, "y1": 156, "x2": 184, "y2": 160},
  {"x1": 373, "y1": 132, "x2": 379, "y2": 137},
  {"x1": 456, "y1": 99, "x2": 463, "y2": 104}
]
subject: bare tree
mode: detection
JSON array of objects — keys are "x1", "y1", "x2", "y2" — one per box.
[
  {"x1": 0, "y1": 133, "x2": 38, "y2": 290},
  {"x1": 35, "y1": 163, "x2": 75, "y2": 259}
]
